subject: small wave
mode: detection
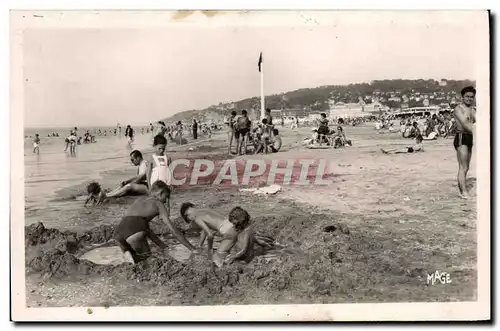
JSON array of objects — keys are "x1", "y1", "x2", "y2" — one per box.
[
  {"x1": 49, "y1": 194, "x2": 87, "y2": 202},
  {"x1": 26, "y1": 178, "x2": 70, "y2": 184}
]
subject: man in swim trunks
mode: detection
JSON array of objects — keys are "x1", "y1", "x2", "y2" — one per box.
[
  {"x1": 234, "y1": 109, "x2": 252, "y2": 155},
  {"x1": 68, "y1": 130, "x2": 77, "y2": 155},
  {"x1": 180, "y1": 202, "x2": 239, "y2": 267},
  {"x1": 103, "y1": 150, "x2": 150, "y2": 200},
  {"x1": 114, "y1": 181, "x2": 197, "y2": 264},
  {"x1": 453, "y1": 86, "x2": 476, "y2": 199}
]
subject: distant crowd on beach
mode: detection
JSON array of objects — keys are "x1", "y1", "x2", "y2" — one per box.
[{"x1": 374, "y1": 110, "x2": 458, "y2": 140}]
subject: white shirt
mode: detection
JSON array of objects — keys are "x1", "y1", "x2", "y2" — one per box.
[{"x1": 137, "y1": 160, "x2": 148, "y2": 177}]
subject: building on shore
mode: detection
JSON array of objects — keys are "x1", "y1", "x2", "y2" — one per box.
[{"x1": 328, "y1": 102, "x2": 380, "y2": 119}]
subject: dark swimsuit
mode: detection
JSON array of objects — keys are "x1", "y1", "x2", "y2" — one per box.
[
  {"x1": 114, "y1": 216, "x2": 149, "y2": 254},
  {"x1": 453, "y1": 131, "x2": 473, "y2": 150},
  {"x1": 235, "y1": 118, "x2": 251, "y2": 139}
]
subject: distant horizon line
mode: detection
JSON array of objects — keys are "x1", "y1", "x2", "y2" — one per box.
[{"x1": 24, "y1": 124, "x2": 152, "y2": 129}]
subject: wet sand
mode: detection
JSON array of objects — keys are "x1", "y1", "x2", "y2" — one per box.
[{"x1": 24, "y1": 125, "x2": 477, "y2": 307}]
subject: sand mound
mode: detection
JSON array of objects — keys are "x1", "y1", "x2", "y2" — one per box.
[
  {"x1": 78, "y1": 224, "x2": 115, "y2": 246},
  {"x1": 25, "y1": 213, "x2": 364, "y2": 304},
  {"x1": 25, "y1": 222, "x2": 72, "y2": 246}
]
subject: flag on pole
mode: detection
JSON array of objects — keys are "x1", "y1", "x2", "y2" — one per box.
[{"x1": 258, "y1": 52, "x2": 263, "y2": 72}]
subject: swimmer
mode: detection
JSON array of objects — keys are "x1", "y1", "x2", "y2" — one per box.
[
  {"x1": 453, "y1": 86, "x2": 476, "y2": 199},
  {"x1": 235, "y1": 109, "x2": 252, "y2": 155},
  {"x1": 68, "y1": 131, "x2": 77, "y2": 155},
  {"x1": 180, "y1": 202, "x2": 239, "y2": 267},
  {"x1": 104, "y1": 150, "x2": 149, "y2": 200},
  {"x1": 381, "y1": 135, "x2": 424, "y2": 154},
  {"x1": 125, "y1": 125, "x2": 134, "y2": 147},
  {"x1": 32, "y1": 134, "x2": 40, "y2": 154},
  {"x1": 84, "y1": 181, "x2": 106, "y2": 207},
  {"x1": 114, "y1": 181, "x2": 197, "y2": 264}
]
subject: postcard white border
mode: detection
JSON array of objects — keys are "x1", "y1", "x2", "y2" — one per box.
[{"x1": 9, "y1": 10, "x2": 490, "y2": 322}]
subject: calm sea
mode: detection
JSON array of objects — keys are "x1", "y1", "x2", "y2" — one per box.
[{"x1": 24, "y1": 126, "x2": 153, "y2": 214}]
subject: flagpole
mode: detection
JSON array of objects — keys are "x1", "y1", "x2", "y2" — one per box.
[{"x1": 260, "y1": 55, "x2": 265, "y2": 120}]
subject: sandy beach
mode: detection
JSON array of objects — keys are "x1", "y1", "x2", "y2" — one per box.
[{"x1": 24, "y1": 124, "x2": 477, "y2": 307}]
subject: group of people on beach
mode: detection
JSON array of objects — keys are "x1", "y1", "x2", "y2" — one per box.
[
  {"x1": 84, "y1": 133, "x2": 267, "y2": 267},
  {"x1": 303, "y1": 113, "x2": 352, "y2": 148},
  {"x1": 77, "y1": 85, "x2": 476, "y2": 269},
  {"x1": 225, "y1": 108, "x2": 282, "y2": 155}
]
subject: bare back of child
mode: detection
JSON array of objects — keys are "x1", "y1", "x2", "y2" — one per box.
[
  {"x1": 114, "y1": 181, "x2": 196, "y2": 264},
  {"x1": 180, "y1": 203, "x2": 239, "y2": 266}
]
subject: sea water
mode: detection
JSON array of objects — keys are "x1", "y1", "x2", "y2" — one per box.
[{"x1": 24, "y1": 126, "x2": 153, "y2": 218}]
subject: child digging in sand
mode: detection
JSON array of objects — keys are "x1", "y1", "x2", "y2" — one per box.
[
  {"x1": 180, "y1": 202, "x2": 237, "y2": 267},
  {"x1": 114, "y1": 181, "x2": 198, "y2": 264},
  {"x1": 84, "y1": 181, "x2": 106, "y2": 207},
  {"x1": 180, "y1": 203, "x2": 276, "y2": 267},
  {"x1": 224, "y1": 206, "x2": 278, "y2": 265}
]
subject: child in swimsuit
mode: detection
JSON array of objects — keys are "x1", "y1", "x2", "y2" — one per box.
[
  {"x1": 146, "y1": 134, "x2": 173, "y2": 188},
  {"x1": 114, "y1": 181, "x2": 197, "y2": 264},
  {"x1": 84, "y1": 181, "x2": 106, "y2": 207},
  {"x1": 180, "y1": 202, "x2": 239, "y2": 267},
  {"x1": 32, "y1": 134, "x2": 40, "y2": 154}
]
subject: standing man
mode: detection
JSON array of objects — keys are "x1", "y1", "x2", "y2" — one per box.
[
  {"x1": 235, "y1": 110, "x2": 252, "y2": 155},
  {"x1": 176, "y1": 121, "x2": 183, "y2": 145},
  {"x1": 453, "y1": 86, "x2": 476, "y2": 199},
  {"x1": 225, "y1": 111, "x2": 237, "y2": 154},
  {"x1": 192, "y1": 119, "x2": 198, "y2": 140}
]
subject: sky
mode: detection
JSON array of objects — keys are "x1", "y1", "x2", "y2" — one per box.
[{"x1": 23, "y1": 19, "x2": 481, "y2": 127}]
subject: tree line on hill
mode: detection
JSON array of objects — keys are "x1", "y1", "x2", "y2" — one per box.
[{"x1": 164, "y1": 79, "x2": 475, "y2": 123}]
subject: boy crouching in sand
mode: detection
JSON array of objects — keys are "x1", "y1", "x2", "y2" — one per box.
[
  {"x1": 180, "y1": 202, "x2": 237, "y2": 267},
  {"x1": 223, "y1": 207, "x2": 277, "y2": 265},
  {"x1": 223, "y1": 207, "x2": 255, "y2": 264},
  {"x1": 180, "y1": 204, "x2": 274, "y2": 267},
  {"x1": 114, "y1": 181, "x2": 197, "y2": 264}
]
